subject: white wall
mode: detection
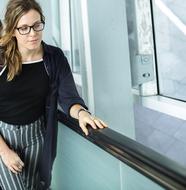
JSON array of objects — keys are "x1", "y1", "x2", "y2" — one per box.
[{"x1": 0, "y1": 0, "x2": 7, "y2": 20}]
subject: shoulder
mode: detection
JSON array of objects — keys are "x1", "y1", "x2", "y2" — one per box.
[
  {"x1": 42, "y1": 41, "x2": 70, "y2": 73},
  {"x1": 42, "y1": 41, "x2": 64, "y2": 58}
]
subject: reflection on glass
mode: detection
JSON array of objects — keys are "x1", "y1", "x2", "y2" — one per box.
[
  {"x1": 153, "y1": 0, "x2": 186, "y2": 100},
  {"x1": 152, "y1": 0, "x2": 186, "y2": 167},
  {"x1": 59, "y1": 0, "x2": 72, "y2": 67},
  {"x1": 51, "y1": 0, "x2": 61, "y2": 47},
  {"x1": 70, "y1": 0, "x2": 81, "y2": 73},
  {"x1": 125, "y1": 0, "x2": 139, "y2": 89},
  {"x1": 125, "y1": 0, "x2": 186, "y2": 169},
  {"x1": 134, "y1": 102, "x2": 186, "y2": 169},
  {"x1": 59, "y1": 0, "x2": 81, "y2": 74}
]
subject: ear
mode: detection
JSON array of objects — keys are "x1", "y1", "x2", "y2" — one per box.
[
  {"x1": 12, "y1": 28, "x2": 18, "y2": 37},
  {"x1": 12, "y1": 32, "x2": 16, "y2": 37}
]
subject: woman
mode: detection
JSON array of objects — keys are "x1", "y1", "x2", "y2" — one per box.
[{"x1": 0, "y1": 0, "x2": 107, "y2": 189}]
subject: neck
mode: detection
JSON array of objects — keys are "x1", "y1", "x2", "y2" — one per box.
[{"x1": 20, "y1": 45, "x2": 43, "y2": 62}]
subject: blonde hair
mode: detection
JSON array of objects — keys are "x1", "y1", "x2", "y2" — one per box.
[
  {"x1": 0, "y1": 20, "x2": 2, "y2": 37},
  {"x1": 0, "y1": 0, "x2": 45, "y2": 81}
]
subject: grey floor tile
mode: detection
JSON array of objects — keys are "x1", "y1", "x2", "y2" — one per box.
[
  {"x1": 151, "y1": 114, "x2": 184, "y2": 136},
  {"x1": 144, "y1": 129, "x2": 176, "y2": 154},
  {"x1": 174, "y1": 121, "x2": 186, "y2": 143},
  {"x1": 165, "y1": 140, "x2": 186, "y2": 168},
  {"x1": 134, "y1": 104, "x2": 161, "y2": 126},
  {"x1": 134, "y1": 119, "x2": 155, "y2": 145},
  {"x1": 134, "y1": 103, "x2": 186, "y2": 167}
]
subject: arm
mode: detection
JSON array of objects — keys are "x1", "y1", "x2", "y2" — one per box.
[
  {"x1": 57, "y1": 50, "x2": 108, "y2": 135},
  {"x1": 57, "y1": 50, "x2": 87, "y2": 115}
]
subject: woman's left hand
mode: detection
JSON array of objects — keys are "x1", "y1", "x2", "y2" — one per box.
[{"x1": 78, "y1": 111, "x2": 108, "y2": 136}]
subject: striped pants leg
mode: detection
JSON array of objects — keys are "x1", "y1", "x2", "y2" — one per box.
[{"x1": 0, "y1": 117, "x2": 45, "y2": 190}]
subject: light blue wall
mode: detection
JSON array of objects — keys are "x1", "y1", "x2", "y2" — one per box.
[{"x1": 85, "y1": 0, "x2": 135, "y2": 137}]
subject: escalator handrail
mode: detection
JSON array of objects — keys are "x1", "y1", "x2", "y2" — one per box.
[{"x1": 58, "y1": 110, "x2": 186, "y2": 190}]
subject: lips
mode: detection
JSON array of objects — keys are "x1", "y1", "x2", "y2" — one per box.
[{"x1": 29, "y1": 39, "x2": 38, "y2": 42}]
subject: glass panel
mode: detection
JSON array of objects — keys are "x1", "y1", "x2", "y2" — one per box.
[
  {"x1": 70, "y1": 0, "x2": 82, "y2": 73},
  {"x1": 125, "y1": 0, "x2": 157, "y2": 95},
  {"x1": 52, "y1": 123, "x2": 165, "y2": 190},
  {"x1": 134, "y1": 102, "x2": 186, "y2": 168},
  {"x1": 59, "y1": 0, "x2": 82, "y2": 74},
  {"x1": 153, "y1": 0, "x2": 186, "y2": 100},
  {"x1": 125, "y1": 0, "x2": 186, "y2": 169},
  {"x1": 125, "y1": 0, "x2": 139, "y2": 90},
  {"x1": 121, "y1": 164, "x2": 165, "y2": 190},
  {"x1": 50, "y1": 0, "x2": 61, "y2": 47},
  {"x1": 59, "y1": 0, "x2": 72, "y2": 66}
]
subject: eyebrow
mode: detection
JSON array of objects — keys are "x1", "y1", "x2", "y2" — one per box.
[{"x1": 17, "y1": 20, "x2": 41, "y2": 28}]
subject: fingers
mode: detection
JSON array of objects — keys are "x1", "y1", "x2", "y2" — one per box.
[
  {"x1": 91, "y1": 117, "x2": 108, "y2": 129},
  {"x1": 79, "y1": 122, "x2": 89, "y2": 136},
  {"x1": 79, "y1": 117, "x2": 97, "y2": 136},
  {"x1": 1, "y1": 148, "x2": 24, "y2": 174},
  {"x1": 79, "y1": 116, "x2": 108, "y2": 136},
  {"x1": 99, "y1": 119, "x2": 108, "y2": 128},
  {"x1": 12, "y1": 165, "x2": 22, "y2": 173},
  {"x1": 8, "y1": 163, "x2": 23, "y2": 174},
  {"x1": 93, "y1": 119, "x2": 104, "y2": 129},
  {"x1": 87, "y1": 119, "x2": 97, "y2": 129},
  {"x1": 18, "y1": 160, "x2": 24, "y2": 167},
  {"x1": 10, "y1": 160, "x2": 24, "y2": 174},
  {"x1": 9, "y1": 166, "x2": 19, "y2": 174}
]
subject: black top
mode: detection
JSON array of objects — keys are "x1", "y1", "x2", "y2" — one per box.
[{"x1": 0, "y1": 60, "x2": 49, "y2": 125}]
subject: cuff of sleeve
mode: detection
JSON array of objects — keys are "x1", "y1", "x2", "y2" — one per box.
[
  {"x1": 77, "y1": 108, "x2": 91, "y2": 119},
  {"x1": 67, "y1": 102, "x2": 88, "y2": 117}
]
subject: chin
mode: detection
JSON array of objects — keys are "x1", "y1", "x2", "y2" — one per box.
[{"x1": 27, "y1": 43, "x2": 41, "y2": 51}]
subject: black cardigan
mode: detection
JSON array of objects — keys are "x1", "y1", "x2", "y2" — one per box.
[{"x1": 38, "y1": 41, "x2": 87, "y2": 189}]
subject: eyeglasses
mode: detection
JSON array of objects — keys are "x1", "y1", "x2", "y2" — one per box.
[{"x1": 16, "y1": 21, "x2": 45, "y2": 35}]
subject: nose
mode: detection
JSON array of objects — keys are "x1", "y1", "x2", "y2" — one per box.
[{"x1": 29, "y1": 27, "x2": 37, "y2": 36}]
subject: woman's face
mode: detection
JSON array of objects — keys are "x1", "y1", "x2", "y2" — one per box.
[{"x1": 14, "y1": 9, "x2": 44, "y2": 53}]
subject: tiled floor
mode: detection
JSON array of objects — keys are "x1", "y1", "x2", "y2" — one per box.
[{"x1": 134, "y1": 103, "x2": 186, "y2": 168}]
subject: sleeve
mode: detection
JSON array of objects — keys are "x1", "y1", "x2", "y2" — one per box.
[{"x1": 57, "y1": 50, "x2": 88, "y2": 116}]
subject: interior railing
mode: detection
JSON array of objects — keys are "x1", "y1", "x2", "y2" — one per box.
[{"x1": 58, "y1": 110, "x2": 186, "y2": 190}]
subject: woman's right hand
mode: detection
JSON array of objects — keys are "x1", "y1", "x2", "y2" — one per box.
[{"x1": 0, "y1": 147, "x2": 24, "y2": 174}]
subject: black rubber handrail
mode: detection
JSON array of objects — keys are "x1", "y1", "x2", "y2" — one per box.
[{"x1": 58, "y1": 110, "x2": 186, "y2": 190}]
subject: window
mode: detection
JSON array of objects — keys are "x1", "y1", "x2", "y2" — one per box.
[{"x1": 152, "y1": 0, "x2": 186, "y2": 101}]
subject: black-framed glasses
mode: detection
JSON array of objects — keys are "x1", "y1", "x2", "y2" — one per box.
[{"x1": 16, "y1": 21, "x2": 45, "y2": 35}]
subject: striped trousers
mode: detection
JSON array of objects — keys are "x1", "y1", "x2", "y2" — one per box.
[{"x1": 0, "y1": 116, "x2": 45, "y2": 190}]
